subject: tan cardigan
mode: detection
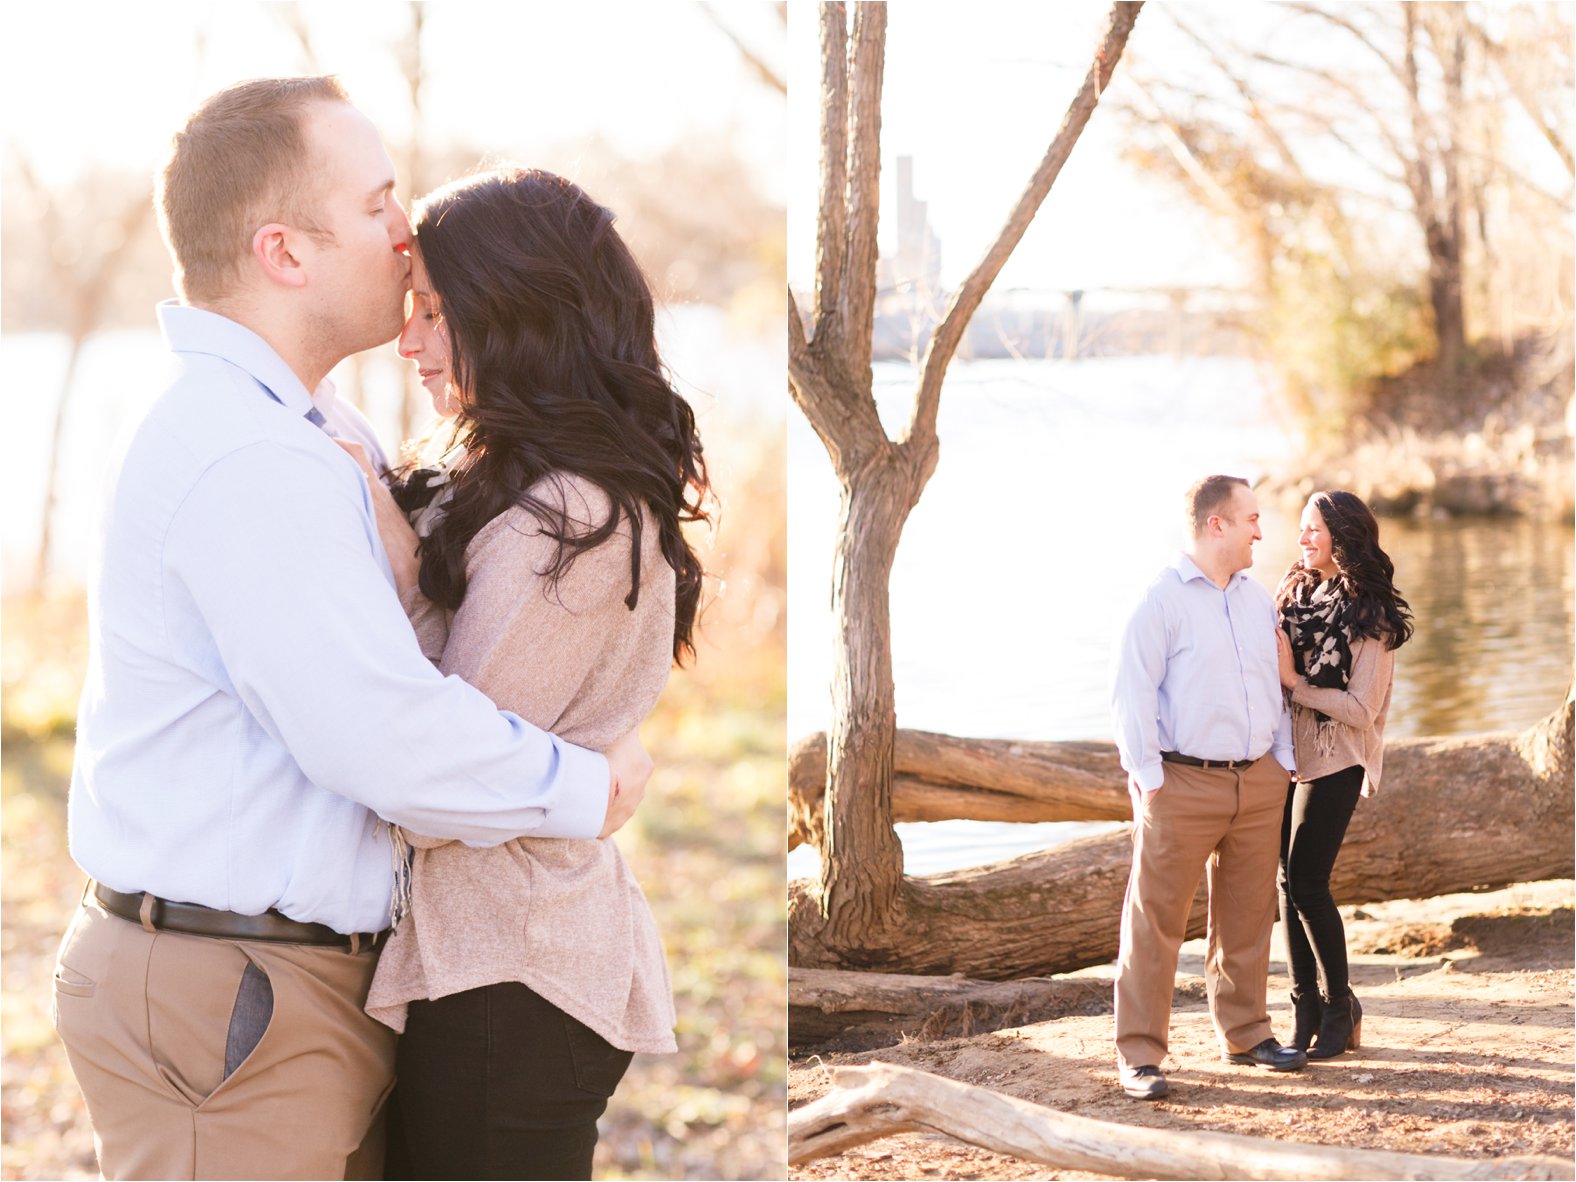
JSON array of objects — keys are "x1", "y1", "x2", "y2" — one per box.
[
  {"x1": 1288, "y1": 633, "x2": 1395, "y2": 796},
  {"x1": 366, "y1": 474, "x2": 678, "y2": 1053}
]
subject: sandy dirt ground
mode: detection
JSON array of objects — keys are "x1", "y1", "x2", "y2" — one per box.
[{"x1": 789, "y1": 880, "x2": 1575, "y2": 1181}]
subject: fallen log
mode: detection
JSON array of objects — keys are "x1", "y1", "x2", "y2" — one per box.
[
  {"x1": 789, "y1": 1061, "x2": 1569, "y2": 1179},
  {"x1": 789, "y1": 729, "x2": 1130, "y2": 850},
  {"x1": 789, "y1": 967, "x2": 1110, "y2": 1051},
  {"x1": 790, "y1": 697, "x2": 1573, "y2": 978}
]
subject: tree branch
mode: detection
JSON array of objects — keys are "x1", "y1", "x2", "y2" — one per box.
[
  {"x1": 1470, "y1": 14, "x2": 1575, "y2": 179},
  {"x1": 696, "y1": 1, "x2": 786, "y2": 94},
  {"x1": 1123, "y1": 72, "x2": 1242, "y2": 218},
  {"x1": 813, "y1": 3, "x2": 849, "y2": 343},
  {"x1": 1285, "y1": 1, "x2": 1411, "y2": 93},
  {"x1": 905, "y1": 1, "x2": 1142, "y2": 455},
  {"x1": 838, "y1": 1, "x2": 887, "y2": 384}
]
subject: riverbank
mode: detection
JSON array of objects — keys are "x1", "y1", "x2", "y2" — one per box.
[
  {"x1": 1264, "y1": 337, "x2": 1575, "y2": 520},
  {"x1": 789, "y1": 878, "x2": 1575, "y2": 1180}
]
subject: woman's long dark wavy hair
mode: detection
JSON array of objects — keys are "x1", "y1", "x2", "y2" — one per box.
[
  {"x1": 406, "y1": 168, "x2": 708, "y2": 662},
  {"x1": 1275, "y1": 490, "x2": 1413, "y2": 650}
]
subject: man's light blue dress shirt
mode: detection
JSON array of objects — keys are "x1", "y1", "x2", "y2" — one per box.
[
  {"x1": 1111, "y1": 552, "x2": 1295, "y2": 793},
  {"x1": 69, "y1": 304, "x2": 609, "y2": 934}
]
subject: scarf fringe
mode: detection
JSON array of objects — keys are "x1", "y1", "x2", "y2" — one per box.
[
  {"x1": 383, "y1": 821, "x2": 414, "y2": 929},
  {"x1": 1314, "y1": 717, "x2": 1340, "y2": 758}
]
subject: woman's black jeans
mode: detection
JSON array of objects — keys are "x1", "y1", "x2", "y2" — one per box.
[
  {"x1": 384, "y1": 981, "x2": 633, "y2": 1181},
  {"x1": 1278, "y1": 764, "x2": 1365, "y2": 1001}
]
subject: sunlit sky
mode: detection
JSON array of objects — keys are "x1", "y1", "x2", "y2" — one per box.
[
  {"x1": 786, "y1": 2, "x2": 1571, "y2": 297},
  {"x1": 4, "y1": 2, "x2": 785, "y2": 200},
  {"x1": 787, "y1": 3, "x2": 1243, "y2": 296}
]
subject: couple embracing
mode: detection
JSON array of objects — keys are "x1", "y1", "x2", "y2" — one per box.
[
  {"x1": 53, "y1": 77, "x2": 707, "y2": 1180},
  {"x1": 1111, "y1": 475, "x2": 1413, "y2": 1101}
]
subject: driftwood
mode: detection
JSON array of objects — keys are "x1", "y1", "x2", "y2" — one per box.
[
  {"x1": 788, "y1": 730, "x2": 1129, "y2": 850},
  {"x1": 789, "y1": 967, "x2": 1110, "y2": 1051},
  {"x1": 790, "y1": 697, "x2": 1574, "y2": 978},
  {"x1": 789, "y1": 1061, "x2": 1570, "y2": 1180}
]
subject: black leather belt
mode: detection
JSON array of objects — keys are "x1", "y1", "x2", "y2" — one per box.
[
  {"x1": 1161, "y1": 751, "x2": 1258, "y2": 771},
  {"x1": 92, "y1": 882, "x2": 388, "y2": 953}
]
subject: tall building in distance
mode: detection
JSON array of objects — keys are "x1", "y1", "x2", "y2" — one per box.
[{"x1": 879, "y1": 155, "x2": 943, "y2": 300}]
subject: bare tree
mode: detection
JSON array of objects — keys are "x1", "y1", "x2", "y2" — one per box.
[
  {"x1": 15, "y1": 158, "x2": 154, "y2": 591},
  {"x1": 1112, "y1": 0, "x2": 1574, "y2": 463},
  {"x1": 697, "y1": 1, "x2": 787, "y2": 95},
  {"x1": 788, "y1": 2, "x2": 1143, "y2": 961}
]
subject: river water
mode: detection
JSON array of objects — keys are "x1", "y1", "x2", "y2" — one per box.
[{"x1": 787, "y1": 355, "x2": 1574, "y2": 879}]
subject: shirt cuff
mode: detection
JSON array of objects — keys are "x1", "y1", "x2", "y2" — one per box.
[
  {"x1": 529, "y1": 745, "x2": 611, "y2": 839},
  {"x1": 1133, "y1": 762, "x2": 1165, "y2": 792}
]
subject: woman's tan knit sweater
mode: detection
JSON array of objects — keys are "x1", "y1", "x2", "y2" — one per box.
[
  {"x1": 1287, "y1": 632, "x2": 1395, "y2": 797},
  {"x1": 365, "y1": 474, "x2": 677, "y2": 1053}
]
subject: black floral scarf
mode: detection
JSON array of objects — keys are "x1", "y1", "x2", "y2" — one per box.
[
  {"x1": 391, "y1": 463, "x2": 456, "y2": 538},
  {"x1": 1281, "y1": 578, "x2": 1356, "y2": 755}
]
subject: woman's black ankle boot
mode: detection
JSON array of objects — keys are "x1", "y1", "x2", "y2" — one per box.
[
  {"x1": 1307, "y1": 991, "x2": 1361, "y2": 1059},
  {"x1": 1290, "y1": 991, "x2": 1323, "y2": 1052}
]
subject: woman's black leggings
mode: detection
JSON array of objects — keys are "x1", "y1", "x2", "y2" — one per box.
[
  {"x1": 384, "y1": 981, "x2": 634, "y2": 1181},
  {"x1": 1278, "y1": 764, "x2": 1365, "y2": 1000}
]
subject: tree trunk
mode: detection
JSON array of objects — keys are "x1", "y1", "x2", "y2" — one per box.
[
  {"x1": 790, "y1": 698, "x2": 1573, "y2": 978},
  {"x1": 789, "y1": 1061, "x2": 1571, "y2": 1179},
  {"x1": 819, "y1": 463, "x2": 916, "y2": 951},
  {"x1": 35, "y1": 329, "x2": 88, "y2": 591},
  {"x1": 791, "y1": 0, "x2": 1144, "y2": 970},
  {"x1": 1403, "y1": 3, "x2": 1467, "y2": 374},
  {"x1": 789, "y1": 967, "x2": 1111, "y2": 1051}
]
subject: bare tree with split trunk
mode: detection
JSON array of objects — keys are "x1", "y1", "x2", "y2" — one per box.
[{"x1": 788, "y1": 2, "x2": 1144, "y2": 965}]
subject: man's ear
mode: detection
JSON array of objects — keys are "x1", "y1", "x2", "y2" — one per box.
[{"x1": 252, "y1": 223, "x2": 309, "y2": 289}]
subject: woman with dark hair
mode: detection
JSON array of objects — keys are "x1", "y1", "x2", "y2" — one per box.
[
  {"x1": 349, "y1": 168, "x2": 708, "y2": 1180},
  {"x1": 1274, "y1": 490, "x2": 1412, "y2": 1062}
]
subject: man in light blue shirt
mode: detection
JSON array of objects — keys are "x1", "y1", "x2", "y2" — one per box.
[
  {"x1": 53, "y1": 77, "x2": 652, "y2": 1180},
  {"x1": 1109, "y1": 475, "x2": 1301, "y2": 1100}
]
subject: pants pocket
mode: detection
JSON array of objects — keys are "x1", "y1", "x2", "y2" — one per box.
[
  {"x1": 146, "y1": 934, "x2": 257, "y2": 1108},
  {"x1": 561, "y1": 1012, "x2": 633, "y2": 1099},
  {"x1": 53, "y1": 963, "x2": 96, "y2": 999},
  {"x1": 222, "y1": 960, "x2": 275, "y2": 1081}
]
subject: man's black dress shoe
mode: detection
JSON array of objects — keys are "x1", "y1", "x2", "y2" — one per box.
[
  {"x1": 1119, "y1": 1063, "x2": 1169, "y2": 1099},
  {"x1": 1223, "y1": 1038, "x2": 1307, "y2": 1071}
]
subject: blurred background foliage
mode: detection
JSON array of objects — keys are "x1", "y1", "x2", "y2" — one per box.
[{"x1": 1116, "y1": 1, "x2": 1572, "y2": 514}]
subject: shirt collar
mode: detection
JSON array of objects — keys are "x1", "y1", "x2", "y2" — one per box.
[
  {"x1": 1172, "y1": 551, "x2": 1249, "y2": 587},
  {"x1": 157, "y1": 301, "x2": 324, "y2": 418},
  {"x1": 310, "y1": 376, "x2": 340, "y2": 418}
]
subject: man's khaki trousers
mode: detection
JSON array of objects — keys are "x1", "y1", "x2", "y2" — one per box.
[
  {"x1": 52, "y1": 897, "x2": 397, "y2": 1180},
  {"x1": 1114, "y1": 754, "x2": 1291, "y2": 1070}
]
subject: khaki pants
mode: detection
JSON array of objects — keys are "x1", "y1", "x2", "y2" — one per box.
[
  {"x1": 1114, "y1": 754, "x2": 1290, "y2": 1070},
  {"x1": 52, "y1": 897, "x2": 396, "y2": 1180}
]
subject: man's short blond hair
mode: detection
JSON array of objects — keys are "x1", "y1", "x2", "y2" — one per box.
[
  {"x1": 156, "y1": 76, "x2": 348, "y2": 305},
  {"x1": 1184, "y1": 475, "x2": 1250, "y2": 537}
]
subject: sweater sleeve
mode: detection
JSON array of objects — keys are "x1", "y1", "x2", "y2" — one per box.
[
  {"x1": 1290, "y1": 634, "x2": 1394, "y2": 729},
  {"x1": 399, "y1": 585, "x2": 450, "y2": 664},
  {"x1": 401, "y1": 478, "x2": 636, "y2": 849}
]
